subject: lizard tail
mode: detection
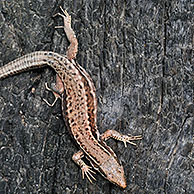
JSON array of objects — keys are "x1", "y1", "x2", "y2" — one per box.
[{"x1": 0, "y1": 51, "x2": 59, "y2": 79}]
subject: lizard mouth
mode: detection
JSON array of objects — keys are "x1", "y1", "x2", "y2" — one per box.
[{"x1": 98, "y1": 159, "x2": 127, "y2": 188}]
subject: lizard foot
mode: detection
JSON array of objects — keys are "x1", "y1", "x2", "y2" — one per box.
[
  {"x1": 43, "y1": 75, "x2": 64, "y2": 107},
  {"x1": 101, "y1": 129, "x2": 142, "y2": 147},
  {"x1": 81, "y1": 164, "x2": 96, "y2": 183},
  {"x1": 43, "y1": 83, "x2": 61, "y2": 107},
  {"x1": 53, "y1": 6, "x2": 71, "y2": 29},
  {"x1": 53, "y1": 6, "x2": 78, "y2": 59},
  {"x1": 118, "y1": 134, "x2": 142, "y2": 147},
  {"x1": 72, "y1": 150, "x2": 96, "y2": 183}
]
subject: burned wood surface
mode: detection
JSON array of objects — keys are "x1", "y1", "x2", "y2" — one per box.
[{"x1": 0, "y1": 0, "x2": 193, "y2": 193}]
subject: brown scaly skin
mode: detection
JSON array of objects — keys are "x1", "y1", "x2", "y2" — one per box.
[{"x1": 0, "y1": 7, "x2": 142, "y2": 188}]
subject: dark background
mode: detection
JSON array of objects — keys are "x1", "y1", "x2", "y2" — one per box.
[{"x1": 0, "y1": 0, "x2": 193, "y2": 193}]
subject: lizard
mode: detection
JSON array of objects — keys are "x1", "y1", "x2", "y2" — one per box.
[{"x1": 0, "y1": 7, "x2": 142, "y2": 188}]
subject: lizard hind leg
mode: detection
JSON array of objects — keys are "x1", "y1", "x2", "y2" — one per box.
[
  {"x1": 53, "y1": 7, "x2": 71, "y2": 29},
  {"x1": 43, "y1": 75, "x2": 64, "y2": 107},
  {"x1": 53, "y1": 7, "x2": 78, "y2": 60}
]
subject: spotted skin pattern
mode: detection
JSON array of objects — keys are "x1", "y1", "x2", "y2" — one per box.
[{"x1": 0, "y1": 7, "x2": 142, "y2": 188}]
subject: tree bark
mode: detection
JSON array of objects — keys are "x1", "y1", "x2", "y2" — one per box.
[{"x1": 0, "y1": 0, "x2": 193, "y2": 193}]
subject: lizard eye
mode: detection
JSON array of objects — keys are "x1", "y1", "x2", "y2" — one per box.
[{"x1": 118, "y1": 169, "x2": 122, "y2": 174}]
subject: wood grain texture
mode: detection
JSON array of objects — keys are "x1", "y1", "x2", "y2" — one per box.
[{"x1": 0, "y1": 0, "x2": 193, "y2": 193}]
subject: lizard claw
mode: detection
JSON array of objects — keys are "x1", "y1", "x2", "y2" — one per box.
[
  {"x1": 81, "y1": 165, "x2": 96, "y2": 183},
  {"x1": 101, "y1": 129, "x2": 142, "y2": 147},
  {"x1": 43, "y1": 83, "x2": 61, "y2": 107},
  {"x1": 53, "y1": 6, "x2": 71, "y2": 29},
  {"x1": 120, "y1": 134, "x2": 142, "y2": 147}
]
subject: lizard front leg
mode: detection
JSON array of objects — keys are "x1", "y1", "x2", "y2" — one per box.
[
  {"x1": 100, "y1": 129, "x2": 142, "y2": 147},
  {"x1": 72, "y1": 150, "x2": 96, "y2": 183}
]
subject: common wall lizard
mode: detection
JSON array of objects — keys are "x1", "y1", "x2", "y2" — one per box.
[{"x1": 0, "y1": 7, "x2": 142, "y2": 188}]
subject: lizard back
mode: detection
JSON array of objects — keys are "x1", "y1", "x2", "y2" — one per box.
[
  {"x1": 0, "y1": 51, "x2": 116, "y2": 166},
  {"x1": 0, "y1": 8, "x2": 142, "y2": 188}
]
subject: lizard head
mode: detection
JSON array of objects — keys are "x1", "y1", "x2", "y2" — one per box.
[{"x1": 98, "y1": 155, "x2": 127, "y2": 188}]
